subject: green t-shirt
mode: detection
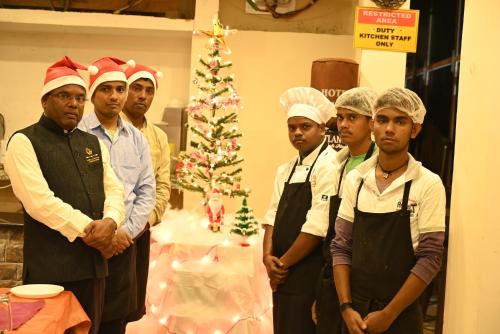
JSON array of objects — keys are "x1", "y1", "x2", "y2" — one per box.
[{"x1": 345, "y1": 153, "x2": 367, "y2": 174}]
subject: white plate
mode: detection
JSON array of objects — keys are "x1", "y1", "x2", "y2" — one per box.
[{"x1": 10, "y1": 284, "x2": 64, "y2": 299}]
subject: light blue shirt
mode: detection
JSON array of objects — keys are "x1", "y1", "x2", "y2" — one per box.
[{"x1": 78, "y1": 111, "x2": 156, "y2": 238}]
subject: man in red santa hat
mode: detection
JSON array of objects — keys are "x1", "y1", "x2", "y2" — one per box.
[
  {"x1": 78, "y1": 56, "x2": 155, "y2": 334},
  {"x1": 122, "y1": 63, "x2": 171, "y2": 324},
  {"x1": 5, "y1": 56, "x2": 125, "y2": 334}
]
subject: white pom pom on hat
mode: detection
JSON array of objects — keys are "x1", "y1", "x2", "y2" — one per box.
[
  {"x1": 126, "y1": 59, "x2": 136, "y2": 68},
  {"x1": 88, "y1": 65, "x2": 99, "y2": 75}
]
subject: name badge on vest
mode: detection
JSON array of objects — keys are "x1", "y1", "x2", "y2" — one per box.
[
  {"x1": 289, "y1": 165, "x2": 310, "y2": 184},
  {"x1": 85, "y1": 147, "x2": 100, "y2": 164}
]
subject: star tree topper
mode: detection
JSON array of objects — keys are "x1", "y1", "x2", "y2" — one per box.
[{"x1": 195, "y1": 15, "x2": 236, "y2": 51}]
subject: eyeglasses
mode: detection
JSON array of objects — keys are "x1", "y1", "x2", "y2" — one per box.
[{"x1": 50, "y1": 92, "x2": 87, "y2": 104}]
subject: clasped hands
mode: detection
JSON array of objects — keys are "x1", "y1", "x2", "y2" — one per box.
[
  {"x1": 82, "y1": 218, "x2": 133, "y2": 259},
  {"x1": 263, "y1": 255, "x2": 289, "y2": 292},
  {"x1": 343, "y1": 307, "x2": 396, "y2": 334}
]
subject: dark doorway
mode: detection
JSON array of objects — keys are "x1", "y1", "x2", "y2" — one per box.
[{"x1": 405, "y1": 0, "x2": 464, "y2": 333}]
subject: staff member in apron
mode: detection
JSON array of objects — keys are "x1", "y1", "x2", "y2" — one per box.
[
  {"x1": 314, "y1": 87, "x2": 377, "y2": 334},
  {"x1": 263, "y1": 86, "x2": 337, "y2": 334},
  {"x1": 332, "y1": 88, "x2": 446, "y2": 334}
]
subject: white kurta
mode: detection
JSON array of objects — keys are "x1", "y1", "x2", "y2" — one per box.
[{"x1": 5, "y1": 133, "x2": 125, "y2": 242}]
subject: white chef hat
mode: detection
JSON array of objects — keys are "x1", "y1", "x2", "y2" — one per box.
[
  {"x1": 280, "y1": 87, "x2": 336, "y2": 124},
  {"x1": 335, "y1": 87, "x2": 377, "y2": 117},
  {"x1": 374, "y1": 87, "x2": 427, "y2": 124}
]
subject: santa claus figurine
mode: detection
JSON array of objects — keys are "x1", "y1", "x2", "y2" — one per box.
[{"x1": 207, "y1": 188, "x2": 225, "y2": 232}]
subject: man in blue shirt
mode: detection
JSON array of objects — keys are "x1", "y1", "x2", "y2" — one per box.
[{"x1": 78, "y1": 57, "x2": 156, "y2": 334}]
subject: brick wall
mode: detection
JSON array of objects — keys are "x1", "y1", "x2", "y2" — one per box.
[
  {"x1": 0, "y1": 221, "x2": 23, "y2": 288},
  {"x1": 0, "y1": 175, "x2": 24, "y2": 288}
]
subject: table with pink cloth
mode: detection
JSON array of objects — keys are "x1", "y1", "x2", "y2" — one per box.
[
  {"x1": 126, "y1": 210, "x2": 273, "y2": 334},
  {"x1": 1, "y1": 288, "x2": 90, "y2": 334}
]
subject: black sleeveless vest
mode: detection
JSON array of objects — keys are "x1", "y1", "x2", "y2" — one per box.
[{"x1": 15, "y1": 115, "x2": 107, "y2": 282}]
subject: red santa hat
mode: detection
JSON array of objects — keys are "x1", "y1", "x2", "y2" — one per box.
[
  {"x1": 41, "y1": 56, "x2": 87, "y2": 98},
  {"x1": 87, "y1": 57, "x2": 135, "y2": 97},
  {"x1": 125, "y1": 63, "x2": 163, "y2": 92}
]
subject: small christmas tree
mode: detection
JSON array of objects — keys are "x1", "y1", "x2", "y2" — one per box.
[
  {"x1": 231, "y1": 197, "x2": 259, "y2": 246},
  {"x1": 173, "y1": 16, "x2": 248, "y2": 204}
]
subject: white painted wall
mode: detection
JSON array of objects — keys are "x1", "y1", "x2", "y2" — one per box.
[
  {"x1": 443, "y1": 1, "x2": 500, "y2": 333},
  {"x1": 219, "y1": 0, "x2": 356, "y2": 35}
]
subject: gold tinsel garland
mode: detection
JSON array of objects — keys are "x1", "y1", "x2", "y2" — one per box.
[{"x1": 371, "y1": 0, "x2": 407, "y2": 9}]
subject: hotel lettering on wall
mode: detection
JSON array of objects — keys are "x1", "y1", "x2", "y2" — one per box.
[
  {"x1": 310, "y1": 58, "x2": 359, "y2": 151},
  {"x1": 354, "y1": 6, "x2": 419, "y2": 53},
  {"x1": 321, "y1": 89, "x2": 347, "y2": 100}
]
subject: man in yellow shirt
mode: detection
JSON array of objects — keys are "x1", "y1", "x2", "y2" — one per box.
[{"x1": 123, "y1": 63, "x2": 171, "y2": 322}]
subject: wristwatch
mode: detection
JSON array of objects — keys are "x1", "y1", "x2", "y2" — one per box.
[{"x1": 340, "y1": 301, "x2": 353, "y2": 312}]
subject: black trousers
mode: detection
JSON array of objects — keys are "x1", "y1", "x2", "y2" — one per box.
[
  {"x1": 99, "y1": 318, "x2": 127, "y2": 334},
  {"x1": 58, "y1": 278, "x2": 105, "y2": 334},
  {"x1": 126, "y1": 229, "x2": 150, "y2": 322},
  {"x1": 273, "y1": 290, "x2": 316, "y2": 334},
  {"x1": 315, "y1": 274, "x2": 342, "y2": 334}
]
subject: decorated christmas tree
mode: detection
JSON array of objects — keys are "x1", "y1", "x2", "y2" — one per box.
[
  {"x1": 231, "y1": 197, "x2": 260, "y2": 240},
  {"x1": 126, "y1": 17, "x2": 272, "y2": 334},
  {"x1": 174, "y1": 16, "x2": 249, "y2": 205}
]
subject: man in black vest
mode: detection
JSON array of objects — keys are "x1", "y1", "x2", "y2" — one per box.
[{"x1": 5, "y1": 56, "x2": 125, "y2": 334}]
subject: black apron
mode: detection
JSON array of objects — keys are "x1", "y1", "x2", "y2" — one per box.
[
  {"x1": 348, "y1": 179, "x2": 423, "y2": 334},
  {"x1": 272, "y1": 142, "x2": 328, "y2": 334},
  {"x1": 316, "y1": 143, "x2": 375, "y2": 334}
]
